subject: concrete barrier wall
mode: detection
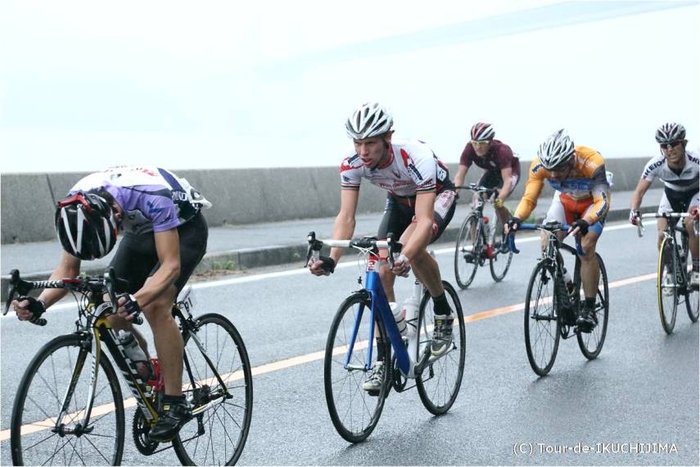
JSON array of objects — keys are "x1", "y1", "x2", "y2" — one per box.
[{"x1": 1, "y1": 157, "x2": 649, "y2": 244}]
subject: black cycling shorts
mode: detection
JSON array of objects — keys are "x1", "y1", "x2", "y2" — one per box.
[
  {"x1": 377, "y1": 191, "x2": 456, "y2": 244},
  {"x1": 109, "y1": 211, "x2": 208, "y2": 294}
]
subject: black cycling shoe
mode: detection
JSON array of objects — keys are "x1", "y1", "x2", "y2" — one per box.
[
  {"x1": 576, "y1": 307, "x2": 597, "y2": 333},
  {"x1": 148, "y1": 400, "x2": 192, "y2": 442}
]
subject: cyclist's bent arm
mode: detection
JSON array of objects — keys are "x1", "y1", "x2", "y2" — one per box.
[
  {"x1": 329, "y1": 188, "x2": 360, "y2": 263},
  {"x1": 513, "y1": 171, "x2": 545, "y2": 221},
  {"x1": 135, "y1": 228, "x2": 181, "y2": 308},
  {"x1": 453, "y1": 164, "x2": 468, "y2": 188},
  {"x1": 401, "y1": 191, "x2": 436, "y2": 260},
  {"x1": 41, "y1": 251, "x2": 81, "y2": 307},
  {"x1": 629, "y1": 178, "x2": 652, "y2": 211},
  {"x1": 498, "y1": 166, "x2": 513, "y2": 200}
]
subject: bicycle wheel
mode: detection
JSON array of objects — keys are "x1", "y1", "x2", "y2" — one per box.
[
  {"x1": 658, "y1": 237, "x2": 679, "y2": 334},
  {"x1": 324, "y1": 292, "x2": 390, "y2": 443},
  {"x1": 524, "y1": 262, "x2": 561, "y2": 376},
  {"x1": 416, "y1": 281, "x2": 466, "y2": 415},
  {"x1": 11, "y1": 334, "x2": 125, "y2": 466},
  {"x1": 173, "y1": 313, "x2": 253, "y2": 466},
  {"x1": 576, "y1": 254, "x2": 610, "y2": 359},
  {"x1": 489, "y1": 216, "x2": 513, "y2": 282},
  {"x1": 454, "y1": 214, "x2": 481, "y2": 289},
  {"x1": 681, "y1": 237, "x2": 699, "y2": 323}
]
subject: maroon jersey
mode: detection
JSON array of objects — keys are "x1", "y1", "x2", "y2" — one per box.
[{"x1": 459, "y1": 139, "x2": 520, "y2": 176}]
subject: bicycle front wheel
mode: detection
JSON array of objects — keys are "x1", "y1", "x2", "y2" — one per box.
[
  {"x1": 11, "y1": 333, "x2": 125, "y2": 466},
  {"x1": 489, "y1": 216, "x2": 513, "y2": 282},
  {"x1": 173, "y1": 313, "x2": 253, "y2": 466},
  {"x1": 576, "y1": 254, "x2": 610, "y2": 359},
  {"x1": 324, "y1": 292, "x2": 390, "y2": 443},
  {"x1": 682, "y1": 238, "x2": 699, "y2": 323},
  {"x1": 524, "y1": 262, "x2": 561, "y2": 376},
  {"x1": 454, "y1": 214, "x2": 481, "y2": 289},
  {"x1": 658, "y1": 237, "x2": 679, "y2": 334},
  {"x1": 416, "y1": 281, "x2": 466, "y2": 415}
]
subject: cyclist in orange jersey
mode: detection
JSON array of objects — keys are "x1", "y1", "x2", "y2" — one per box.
[{"x1": 506, "y1": 129, "x2": 611, "y2": 332}]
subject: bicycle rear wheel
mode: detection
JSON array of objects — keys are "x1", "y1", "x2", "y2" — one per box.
[
  {"x1": 524, "y1": 262, "x2": 561, "y2": 376},
  {"x1": 576, "y1": 254, "x2": 610, "y2": 359},
  {"x1": 416, "y1": 281, "x2": 466, "y2": 415},
  {"x1": 173, "y1": 313, "x2": 253, "y2": 466},
  {"x1": 489, "y1": 217, "x2": 513, "y2": 282},
  {"x1": 658, "y1": 238, "x2": 679, "y2": 334},
  {"x1": 324, "y1": 292, "x2": 390, "y2": 443},
  {"x1": 11, "y1": 333, "x2": 125, "y2": 466},
  {"x1": 454, "y1": 214, "x2": 481, "y2": 289}
]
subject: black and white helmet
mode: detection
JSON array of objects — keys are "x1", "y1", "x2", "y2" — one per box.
[
  {"x1": 537, "y1": 129, "x2": 576, "y2": 170},
  {"x1": 655, "y1": 122, "x2": 686, "y2": 144},
  {"x1": 345, "y1": 102, "x2": 393, "y2": 139},
  {"x1": 55, "y1": 192, "x2": 118, "y2": 260},
  {"x1": 470, "y1": 122, "x2": 495, "y2": 141}
]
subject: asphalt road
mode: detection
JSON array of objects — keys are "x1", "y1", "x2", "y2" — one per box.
[{"x1": 1, "y1": 219, "x2": 698, "y2": 466}]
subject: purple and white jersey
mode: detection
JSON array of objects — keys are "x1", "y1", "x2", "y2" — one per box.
[
  {"x1": 640, "y1": 150, "x2": 699, "y2": 193},
  {"x1": 69, "y1": 166, "x2": 207, "y2": 235}
]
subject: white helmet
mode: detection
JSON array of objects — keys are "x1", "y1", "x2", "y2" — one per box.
[
  {"x1": 345, "y1": 102, "x2": 393, "y2": 139},
  {"x1": 537, "y1": 129, "x2": 575, "y2": 170}
]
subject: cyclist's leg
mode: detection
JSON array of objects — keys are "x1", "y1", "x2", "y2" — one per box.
[
  {"x1": 685, "y1": 193, "x2": 699, "y2": 284},
  {"x1": 148, "y1": 212, "x2": 208, "y2": 441},
  {"x1": 542, "y1": 192, "x2": 566, "y2": 251},
  {"x1": 377, "y1": 195, "x2": 412, "y2": 302}
]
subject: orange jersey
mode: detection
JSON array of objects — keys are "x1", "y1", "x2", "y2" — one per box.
[{"x1": 514, "y1": 146, "x2": 611, "y2": 224}]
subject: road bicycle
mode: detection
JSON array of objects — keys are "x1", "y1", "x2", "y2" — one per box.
[
  {"x1": 306, "y1": 232, "x2": 466, "y2": 443},
  {"x1": 636, "y1": 212, "x2": 699, "y2": 333},
  {"x1": 508, "y1": 222, "x2": 609, "y2": 376},
  {"x1": 3, "y1": 267, "x2": 253, "y2": 465},
  {"x1": 454, "y1": 183, "x2": 513, "y2": 289}
]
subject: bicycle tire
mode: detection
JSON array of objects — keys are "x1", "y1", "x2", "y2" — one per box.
[
  {"x1": 454, "y1": 214, "x2": 481, "y2": 289},
  {"x1": 576, "y1": 253, "x2": 610, "y2": 359},
  {"x1": 416, "y1": 281, "x2": 466, "y2": 415},
  {"x1": 524, "y1": 262, "x2": 561, "y2": 376},
  {"x1": 489, "y1": 216, "x2": 513, "y2": 282},
  {"x1": 11, "y1": 333, "x2": 125, "y2": 466},
  {"x1": 658, "y1": 237, "x2": 679, "y2": 334},
  {"x1": 681, "y1": 235, "x2": 699, "y2": 323},
  {"x1": 173, "y1": 313, "x2": 253, "y2": 466},
  {"x1": 324, "y1": 292, "x2": 390, "y2": 443}
]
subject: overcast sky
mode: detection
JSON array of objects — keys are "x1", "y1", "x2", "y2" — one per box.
[{"x1": 0, "y1": 0, "x2": 698, "y2": 174}]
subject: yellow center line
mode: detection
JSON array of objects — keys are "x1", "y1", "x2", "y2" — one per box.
[{"x1": 0, "y1": 272, "x2": 657, "y2": 442}]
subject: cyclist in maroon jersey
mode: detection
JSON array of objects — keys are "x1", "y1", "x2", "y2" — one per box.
[{"x1": 454, "y1": 123, "x2": 520, "y2": 245}]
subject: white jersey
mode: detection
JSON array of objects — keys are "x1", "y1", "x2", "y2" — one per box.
[
  {"x1": 640, "y1": 150, "x2": 700, "y2": 193},
  {"x1": 339, "y1": 138, "x2": 452, "y2": 199}
]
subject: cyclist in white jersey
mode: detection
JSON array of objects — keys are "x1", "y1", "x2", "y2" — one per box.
[
  {"x1": 12, "y1": 165, "x2": 212, "y2": 442},
  {"x1": 308, "y1": 102, "x2": 458, "y2": 390},
  {"x1": 630, "y1": 123, "x2": 699, "y2": 287}
]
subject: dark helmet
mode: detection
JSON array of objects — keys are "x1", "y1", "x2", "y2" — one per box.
[
  {"x1": 655, "y1": 122, "x2": 686, "y2": 144},
  {"x1": 55, "y1": 192, "x2": 118, "y2": 260}
]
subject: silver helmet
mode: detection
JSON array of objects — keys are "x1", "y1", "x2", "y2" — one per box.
[
  {"x1": 345, "y1": 102, "x2": 394, "y2": 139},
  {"x1": 537, "y1": 129, "x2": 575, "y2": 170},
  {"x1": 470, "y1": 122, "x2": 495, "y2": 141}
]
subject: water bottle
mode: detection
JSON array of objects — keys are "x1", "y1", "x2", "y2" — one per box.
[
  {"x1": 118, "y1": 330, "x2": 153, "y2": 380},
  {"x1": 563, "y1": 269, "x2": 574, "y2": 295},
  {"x1": 389, "y1": 302, "x2": 407, "y2": 337},
  {"x1": 401, "y1": 296, "x2": 420, "y2": 337}
]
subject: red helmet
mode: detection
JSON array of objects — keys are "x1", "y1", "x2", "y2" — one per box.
[
  {"x1": 55, "y1": 193, "x2": 118, "y2": 260},
  {"x1": 470, "y1": 122, "x2": 495, "y2": 142}
]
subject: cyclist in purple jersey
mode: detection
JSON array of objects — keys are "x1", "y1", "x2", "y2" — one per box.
[
  {"x1": 454, "y1": 123, "x2": 520, "y2": 230},
  {"x1": 629, "y1": 123, "x2": 699, "y2": 287},
  {"x1": 309, "y1": 102, "x2": 458, "y2": 389},
  {"x1": 12, "y1": 165, "x2": 211, "y2": 442}
]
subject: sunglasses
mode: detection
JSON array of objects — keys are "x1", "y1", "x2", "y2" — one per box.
[
  {"x1": 471, "y1": 140, "x2": 490, "y2": 146},
  {"x1": 660, "y1": 141, "x2": 683, "y2": 150}
]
